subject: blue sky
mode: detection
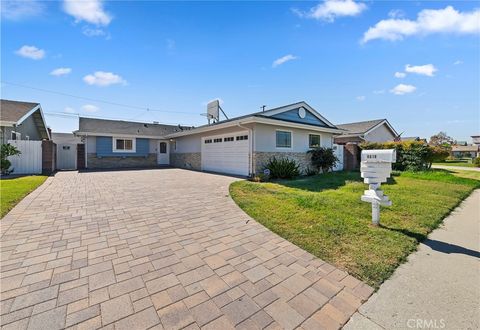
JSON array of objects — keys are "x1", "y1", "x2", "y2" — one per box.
[{"x1": 1, "y1": 0, "x2": 479, "y2": 141}]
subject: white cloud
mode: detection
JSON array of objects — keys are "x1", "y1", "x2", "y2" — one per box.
[
  {"x1": 394, "y1": 71, "x2": 406, "y2": 78},
  {"x1": 63, "y1": 0, "x2": 112, "y2": 26},
  {"x1": 83, "y1": 71, "x2": 126, "y2": 86},
  {"x1": 64, "y1": 107, "x2": 76, "y2": 114},
  {"x1": 50, "y1": 67, "x2": 72, "y2": 76},
  {"x1": 356, "y1": 95, "x2": 366, "y2": 101},
  {"x1": 373, "y1": 89, "x2": 385, "y2": 94},
  {"x1": 453, "y1": 60, "x2": 463, "y2": 65},
  {"x1": 295, "y1": 0, "x2": 367, "y2": 22},
  {"x1": 388, "y1": 9, "x2": 405, "y2": 19},
  {"x1": 405, "y1": 64, "x2": 437, "y2": 76},
  {"x1": 272, "y1": 54, "x2": 298, "y2": 68},
  {"x1": 362, "y1": 6, "x2": 480, "y2": 43},
  {"x1": 82, "y1": 26, "x2": 109, "y2": 38},
  {"x1": 166, "y1": 39, "x2": 176, "y2": 51},
  {"x1": 1, "y1": 0, "x2": 45, "y2": 20},
  {"x1": 82, "y1": 104, "x2": 99, "y2": 113},
  {"x1": 15, "y1": 45, "x2": 45, "y2": 60},
  {"x1": 390, "y1": 84, "x2": 416, "y2": 95}
]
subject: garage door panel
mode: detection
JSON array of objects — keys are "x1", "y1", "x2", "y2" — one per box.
[{"x1": 201, "y1": 132, "x2": 249, "y2": 176}]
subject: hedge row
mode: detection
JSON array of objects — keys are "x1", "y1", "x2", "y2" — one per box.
[{"x1": 360, "y1": 141, "x2": 449, "y2": 171}]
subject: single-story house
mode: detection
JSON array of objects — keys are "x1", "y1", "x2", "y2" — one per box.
[
  {"x1": 0, "y1": 99, "x2": 50, "y2": 144},
  {"x1": 75, "y1": 101, "x2": 343, "y2": 176},
  {"x1": 74, "y1": 118, "x2": 190, "y2": 169},
  {"x1": 334, "y1": 119, "x2": 398, "y2": 145},
  {"x1": 451, "y1": 145, "x2": 479, "y2": 158}
]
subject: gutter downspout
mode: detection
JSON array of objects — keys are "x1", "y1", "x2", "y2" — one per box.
[
  {"x1": 237, "y1": 122, "x2": 254, "y2": 176},
  {"x1": 85, "y1": 134, "x2": 88, "y2": 169}
]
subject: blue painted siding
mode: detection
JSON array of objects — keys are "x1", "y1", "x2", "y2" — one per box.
[
  {"x1": 96, "y1": 136, "x2": 150, "y2": 157},
  {"x1": 271, "y1": 108, "x2": 328, "y2": 127}
]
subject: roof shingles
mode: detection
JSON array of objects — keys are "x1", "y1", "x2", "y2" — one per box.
[{"x1": 0, "y1": 99, "x2": 39, "y2": 123}]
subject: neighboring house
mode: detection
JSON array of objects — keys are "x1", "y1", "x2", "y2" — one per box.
[
  {"x1": 471, "y1": 135, "x2": 480, "y2": 145},
  {"x1": 451, "y1": 145, "x2": 479, "y2": 158},
  {"x1": 167, "y1": 101, "x2": 342, "y2": 176},
  {"x1": 51, "y1": 132, "x2": 82, "y2": 145},
  {"x1": 74, "y1": 118, "x2": 190, "y2": 169},
  {"x1": 334, "y1": 119, "x2": 398, "y2": 145},
  {"x1": 0, "y1": 99, "x2": 50, "y2": 144},
  {"x1": 75, "y1": 101, "x2": 343, "y2": 176}
]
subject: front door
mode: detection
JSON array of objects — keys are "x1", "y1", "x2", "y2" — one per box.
[{"x1": 157, "y1": 141, "x2": 169, "y2": 165}]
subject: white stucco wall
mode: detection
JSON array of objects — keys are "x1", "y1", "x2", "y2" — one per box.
[
  {"x1": 172, "y1": 125, "x2": 253, "y2": 153},
  {"x1": 253, "y1": 123, "x2": 334, "y2": 152},
  {"x1": 364, "y1": 123, "x2": 396, "y2": 142}
]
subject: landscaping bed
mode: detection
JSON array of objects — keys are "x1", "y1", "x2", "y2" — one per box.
[
  {"x1": 230, "y1": 170, "x2": 479, "y2": 288},
  {"x1": 0, "y1": 176, "x2": 48, "y2": 218}
]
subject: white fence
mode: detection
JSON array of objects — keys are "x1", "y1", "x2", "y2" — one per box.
[
  {"x1": 333, "y1": 144, "x2": 344, "y2": 171},
  {"x1": 7, "y1": 140, "x2": 42, "y2": 174}
]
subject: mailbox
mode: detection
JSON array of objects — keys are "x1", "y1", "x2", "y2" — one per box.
[
  {"x1": 361, "y1": 149, "x2": 397, "y2": 163},
  {"x1": 360, "y1": 149, "x2": 396, "y2": 225}
]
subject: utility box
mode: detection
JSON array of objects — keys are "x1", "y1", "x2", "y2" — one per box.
[{"x1": 360, "y1": 149, "x2": 396, "y2": 225}]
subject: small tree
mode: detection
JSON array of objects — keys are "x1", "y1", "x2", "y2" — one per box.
[
  {"x1": 1, "y1": 143, "x2": 21, "y2": 175},
  {"x1": 307, "y1": 147, "x2": 338, "y2": 173},
  {"x1": 429, "y1": 132, "x2": 454, "y2": 149}
]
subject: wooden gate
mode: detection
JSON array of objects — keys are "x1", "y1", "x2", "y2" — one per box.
[{"x1": 7, "y1": 140, "x2": 43, "y2": 174}]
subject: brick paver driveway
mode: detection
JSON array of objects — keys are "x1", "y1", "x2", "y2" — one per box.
[{"x1": 1, "y1": 169, "x2": 372, "y2": 330}]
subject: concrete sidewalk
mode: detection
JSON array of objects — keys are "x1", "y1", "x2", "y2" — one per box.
[
  {"x1": 432, "y1": 164, "x2": 480, "y2": 172},
  {"x1": 344, "y1": 189, "x2": 480, "y2": 330}
]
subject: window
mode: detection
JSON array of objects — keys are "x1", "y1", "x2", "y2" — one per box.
[
  {"x1": 62, "y1": 146, "x2": 70, "y2": 150},
  {"x1": 204, "y1": 139, "x2": 212, "y2": 144},
  {"x1": 224, "y1": 137, "x2": 234, "y2": 142},
  {"x1": 236, "y1": 135, "x2": 248, "y2": 141},
  {"x1": 276, "y1": 131, "x2": 291, "y2": 148},
  {"x1": 309, "y1": 134, "x2": 320, "y2": 148},
  {"x1": 113, "y1": 137, "x2": 135, "y2": 152},
  {"x1": 159, "y1": 142, "x2": 167, "y2": 154},
  {"x1": 213, "y1": 138, "x2": 222, "y2": 143},
  {"x1": 11, "y1": 131, "x2": 21, "y2": 140}
]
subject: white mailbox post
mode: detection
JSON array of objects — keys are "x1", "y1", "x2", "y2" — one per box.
[{"x1": 360, "y1": 149, "x2": 396, "y2": 225}]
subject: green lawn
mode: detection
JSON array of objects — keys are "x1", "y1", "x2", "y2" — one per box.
[
  {"x1": 230, "y1": 170, "x2": 479, "y2": 288},
  {"x1": 0, "y1": 176, "x2": 48, "y2": 218}
]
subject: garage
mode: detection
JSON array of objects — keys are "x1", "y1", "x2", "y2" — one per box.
[{"x1": 201, "y1": 131, "x2": 250, "y2": 176}]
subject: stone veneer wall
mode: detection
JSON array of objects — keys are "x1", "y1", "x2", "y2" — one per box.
[
  {"x1": 87, "y1": 153, "x2": 157, "y2": 169},
  {"x1": 170, "y1": 153, "x2": 201, "y2": 171},
  {"x1": 253, "y1": 152, "x2": 312, "y2": 175}
]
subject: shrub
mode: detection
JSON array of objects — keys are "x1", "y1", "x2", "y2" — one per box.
[
  {"x1": 1, "y1": 144, "x2": 21, "y2": 175},
  {"x1": 264, "y1": 156, "x2": 300, "y2": 179},
  {"x1": 360, "y1": 141, "x2": 438, "y2": 171},
  {"x1": 307, "y1": 147, "x2": 338, "y2": 173},
  {"x1": 474, "y1": 157, "x2": 480, "y2": 167}
]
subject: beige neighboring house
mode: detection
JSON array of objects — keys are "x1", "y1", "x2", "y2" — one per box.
[
  {"x1": 0, "y1": 99, "x2": 50, "y2": 144},
  {"x1": 451, "y1": 145, "x2": 479, "y2": 158},
  {"x1": 472, "y1": 135, "x2": 480, "y2": 146},
  {"x1": 334, "y1": 119, "x2": 398, "y2": 145}
]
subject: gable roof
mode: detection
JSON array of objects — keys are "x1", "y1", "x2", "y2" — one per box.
[
  {"x1": 337, "y1": 119, "x2": 385, "y2": 135},
  {"x1": 0, "y1": 99, "x2": 40, "y2": 123},
  {"x1": 76, "y1": 117, "x2": 191, "y2": 138},
  {"x1": 166, "y1": 101, "x2": 342, "y2": 138},
  {"x1": 0, "y1": 99, "x2": 50, "y2": 139},
  {"x1": 337, "y1": 118, "x2": 398, "y2": 137}
]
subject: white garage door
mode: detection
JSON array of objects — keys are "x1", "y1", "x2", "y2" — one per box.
[{"x1": 201, "y1": 131, "x2": 250, "y2": 176}]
